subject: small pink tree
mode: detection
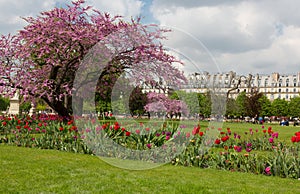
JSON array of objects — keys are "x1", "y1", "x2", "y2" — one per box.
[
  {"x1": 144, "y1": 92, "x2": 188, "y2": 119},
  {"x1": 0, "y1": 0, "x2": 187, "y2": 118}
]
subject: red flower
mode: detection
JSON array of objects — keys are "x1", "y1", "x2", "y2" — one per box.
[
  {"x1": 59, "y1": 127, "x2": 64, "y2": 131},
  {"x1": 2, "y1": 121, "x2": 6, "y2": 126},
  {"x1": 192, "y1": 126, "x2": 200, "y2": 135},
  {"x1": 145, "y1": 127, "x2": 150, "y2": 132},
  {"x1": 102, "y1": 124, "x2": 108, "y2": 129},
  {"x1": 221, "y1": 136, "x2": 229, "y2": 142},
  {"x1": 199, "y1": 131, "x2": 204, "y2": 136},
  {"x1": 125, "y1": 131, "x2": 131, "y2": 136},
  {"x1": 121, "y1": 127, "x2": 126, "y2": 132},
  {"x1": 16, "y1": 125, "x2": 21, "y2": 129},
  {"x1": 114, "y1": 124, "x2": 120, "y2": 130},
  {"x1": 135, "y1": 129, "x2": 140, "y2": 134},
  {"x1": 263, "y1": 130, "x2": 267, "y2": 133},
  {"x1": 215, "y1": 139, "x2": 221, "y2": 145},
  {"x1": 291, "y1": 136, "x2": 297, "y2": 143},
  {"x1": 186, "y1": 132, "x2": 191, "y2": 138},
  {"x1": 38, "y1": 123, "x2": 42, "y2": 127}
]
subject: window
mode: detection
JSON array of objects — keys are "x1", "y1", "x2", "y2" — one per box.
[
  {"x1": 286, "y1": 88, "x2": 288, "y2": 92},
  {"x1": 264, "y1": 79, "x2": 268, "y2": 87},
  {"x1": 286, "y1": 78, "x2": 289, "y2": 87},
  {"x1": 279, "y1": 79, "x2": 282, "y2": 87},
  {"x1": 279, "y1": 89, "x2": 281, "y2": 93}
]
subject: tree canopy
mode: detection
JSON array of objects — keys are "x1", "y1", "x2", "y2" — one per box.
[{"x1": 0, "y1": 0, "x2": 186, "y2": 118}]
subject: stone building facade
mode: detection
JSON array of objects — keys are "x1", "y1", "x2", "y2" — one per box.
[{"x1": 181, "y1": 71, "x2": 300, "y2": 101}]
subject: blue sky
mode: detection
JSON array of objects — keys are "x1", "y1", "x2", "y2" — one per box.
[{"x1": 0, "y1": 0, "x2": 300, "y2": 75}]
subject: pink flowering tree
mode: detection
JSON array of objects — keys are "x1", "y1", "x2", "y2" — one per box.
[
  {"x1": 144, "y1": 92, "x2": 189, "y2": 119},
  {"x1": 0, "y1": 0, "x2": 187, "y2": 118}
]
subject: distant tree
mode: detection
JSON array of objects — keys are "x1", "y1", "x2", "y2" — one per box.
[
  {"x1": 271, "y1": 98, "x2": 289, "y2": 117},
  {"x1": 144, "y1": 92, "x2": 188, "y2": 119},
  {"x1": 111, "y1": 100, "x2": 126, "y2": 115},
  {"x1": 169, "y1": 91, "x2": 199, "y2": 116},
  {"x1": 20, "y1": 102, "x2": 32, "y2": 114},
  {"x1": 226, "y1": 98, "x2": 238, "y2": 117},
  {"x1": 245, "y1": 91, "x2": 264, "y2": 117},
  {"x1": 198, "y1": 92, "x2": 211, "y2": 117},
  {"x1": 288, "y1": 97, "x2": 300, "y2": 118},
  {"x1": 0, "y1": 96, "x2": 9, "y2": 111},
  {"x1": 226, "y1": 73, "x2": 253, "y2": 98},
  {"x1": 128, "y1": 87, "x2": 148, "y2": 117},
  {"x1": 235, "y1": 92, "x2": 247, "y2": 117},
  {"x1": 258, "y1": 95, "x2": 272, "y2": 117}
]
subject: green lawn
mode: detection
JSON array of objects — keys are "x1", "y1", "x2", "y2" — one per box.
[{"x1": 0, "y1": 145, "x2": 299, "y2": 194}]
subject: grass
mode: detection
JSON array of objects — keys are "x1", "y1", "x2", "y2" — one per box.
[
  {"x1": 116, "y1": 119, "x2": 300, "y2": 143},
  {"x1": 1, "y1": 144, "x2": 300, "y2": 194}
]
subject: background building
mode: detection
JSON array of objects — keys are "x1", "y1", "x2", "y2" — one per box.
[{"x1": 181, "y1": 71, "x2": 300, "y2": 101}]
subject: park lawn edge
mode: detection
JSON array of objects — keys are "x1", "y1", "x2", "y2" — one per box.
[{"x1": 0, "y1": 144, "x2": 299, "y2": 194}]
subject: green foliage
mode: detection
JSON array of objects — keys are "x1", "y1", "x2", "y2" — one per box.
[
  {"x1": 173, "y1": 91, "x2": 199, "y2": 115},
  {"x1": 288, "y1": 97, "x2": 300, "y2": 117},
  {"x1": 128, "y1": 87, "x2": 147, "y2": 116},
  {"x1": 226, "y1": 98, "x2": 238, "y2": 117},
  {"x1": 235, "y1": 92, "x2": 247, "y2": 117},
  {"x1": 0, "y1": 96, "x2": 9, "y2": 111},
  {"x1": 111, "y1": 100, "x2": 126, "y2": 114},
  {"x1": 198, "y1": 92, "x2": 211, "y2": 117},
  {"x1": 271, "y1": 98, "x2": 289, "y2": 116},
  {"x1": 20, "y1": 102, "x2": 32, "y2": 113},
  {"x1": 246, "y1": 91, "x2": 264, "y2": 117},
  {"x1": 259, "y1": 95, "x2": 272, "y2": 117}
]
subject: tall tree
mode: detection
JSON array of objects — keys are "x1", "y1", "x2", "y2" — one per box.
[
  {"x1": 0, "y1": 0, "x2": 186, "y2": 118},
  {"x1": 258, "y1": 95, "x2": 272, "y2": 117},
  {"x1": 235, "y1": 91, "x2": 247, "y2": 117},
  {"x1": 288, "y1": 97, "x2": 300, "y2": 118},
  {"x1": 271, "y1": 98, "x2": 289, "y2": 117},
  {"x1": 226, "y1": 98, "x2": 238, "y2": 117},
  {"x1": 245, "y1": 91, "x2": 264, "y2": 117},
  {"x1": 198, "y1": 93, "x2": 211, "y2": 117},
  {"x1": 128, "y1": 87, "x2": 148, "y2": 117}
]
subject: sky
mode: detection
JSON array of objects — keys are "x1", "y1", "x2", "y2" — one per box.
[{"x1": 0, "y1": 0, "x2": 299, "y2": 75}]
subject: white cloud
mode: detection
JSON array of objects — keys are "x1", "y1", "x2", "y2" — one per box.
[
  {"x1": 0, "y1": 0, "x2": 143, "y2": 35},
  {"x1": 0, "y1": 0, "x2": 58, "y2": 35},
  {"x1": 151, "y1": 0, "x2": 300, "y2": 75},
  {"x1": 86, "y1": 0, "x2": 143, "y2": 20}
]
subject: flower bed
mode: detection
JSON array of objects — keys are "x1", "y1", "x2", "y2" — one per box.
[{"x1": 0, "y1": 114, "x2": 299, "y2": 179}]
